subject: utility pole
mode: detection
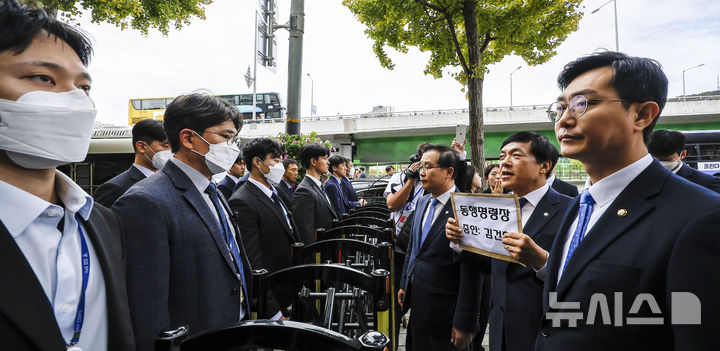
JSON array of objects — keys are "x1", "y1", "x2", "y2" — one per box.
[
  {"x1": 285, "y1": 0, "x2": 305, "y2": 135},
  {"x1": 252, "y1": 11, "x2": 258, "y2": 121}
]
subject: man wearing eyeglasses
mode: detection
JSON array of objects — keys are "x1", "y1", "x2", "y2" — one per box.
[
  {"x1": 531, "y1": 52, "x2": 720, "y2": 350},
  {"x1": 113, "y1": 94, "x2": 253, "y2": 351},
  {"x1": 398, "y1": 144, "x2": 483, "y2": 351}
]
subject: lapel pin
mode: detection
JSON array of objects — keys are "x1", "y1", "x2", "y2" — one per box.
[
  {"x1": 617, "y1": 209, "x2": 628, "y2": 217},
  {"x1": 543, "y1": 212, "x2": 549, "y2": 217},
  {"x1": 444, "y1": 211, "x2": 449, "y2": 215}
]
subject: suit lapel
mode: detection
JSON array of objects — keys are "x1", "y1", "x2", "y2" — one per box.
[
  {"x1": 164, "y1": 162, "x2": 237, "y2": 274},
  {"x1": 523, "y1": 188, "x2": 561, "y2": 239},
  {"x1": 419, "y1": 199, "x2": 453, "y2": 253},
  {"x1": 247, "y1": 182, "x2": 295, "y2": 241},
  {"x1": 309, "y1": 178, "x2": 338, "y2": 219},
  {"x1": 127, "y1": 165, "x2": 146, "y2": 182},
  {"x1": 0, "y1": 222, "x2": 65, "y2": 350},
  {"x1": 554, "y1": 163, "x2": 667, "y2": 297}
]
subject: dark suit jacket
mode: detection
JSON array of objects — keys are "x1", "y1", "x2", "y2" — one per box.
[
  {"x1": 676, "y1": 163, "x2": 720, "y2": 193},
  {"x1": 94, "y1": 165, "x2": 146, "y2": 207},
  {"x1": 217, "y1": 174, "x2": 238, "y2": 200},
  {"x1": 536, "y1": 161, "x2": 720, "y2": 350},
  {"x1": 113, "y1": 161, "x2": 253, "y2": 351},
  {"x1": 228, "y1": 180, "x2": 300, "y2": 317},
  {"x1": 291, "y1": 176, "x2": 338, "y2": 244},
  {"x1": 341, "y1": 176, "x2": 359, "y2": 202},
  {"x1": 0, "y1": 205, "x2": 135, "y2": 351},
  {"x1": 551, "y1": 177, "x2": 579, "y2": 198},
  {"x1": 399, "y1": 193, "x2": 483, "y2": 338},
  {"x1": 274, "y1": 180, "x2": 295, "y2": 207},
  {"x1": 488, "y1": 188, "x2": 571, "y2": 351},
  {"x1": 232, "y1": 173, "x2": 250, "y2": 194},
  {"x1": 324, "y1": 176, "x2": 361, "y2": 216}
]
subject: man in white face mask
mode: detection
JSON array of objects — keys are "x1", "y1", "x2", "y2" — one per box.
[
  {"x1": 648, "y1": 129, "x2": 720, "y2": 193},
  {"x1": 0, "y1": 1, "x2": 135, "y2": 350},
  {"x1": 112, "y1": 93, "x2": 253, "y2": 351},
  {"x1": 94, "y1": 119, "x2": 170, "y2": 207},
  {"x1": 228, "y1": 137, "x2": 301, "y2": 319}
]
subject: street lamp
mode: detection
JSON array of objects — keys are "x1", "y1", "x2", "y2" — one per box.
[
  {"x1": 591, "y1": 0, "x2": 619, "y2": 51},
  {"x1": 306, "y1": 73, "x2": 314, "y2": 116},
  {"x1": 682, "y1": 63, "x2": 705, "y2": 101},
  {"x1": 510, "y1": 66, "x2": 522, "y2": 107}
]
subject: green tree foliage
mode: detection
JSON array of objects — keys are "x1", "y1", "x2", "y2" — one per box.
[
  {"x1": 23, "y1": 0, "x2": 211, "y2": 35},
  {"x1": 274, "y1": 131, "x2": 333, "y2": 182},
  {"x1": 343, "y1": 0, "x2": 583, "y2": 171}
]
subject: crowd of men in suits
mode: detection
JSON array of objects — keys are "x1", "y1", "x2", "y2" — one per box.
[{"x1": 2, "y1": 1, "x2": 720, "y2": 351}]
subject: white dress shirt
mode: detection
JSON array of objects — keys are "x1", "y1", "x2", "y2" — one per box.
[
  {"x1": 520, "y1": 183, "x2": 550, "y2": 229},
  {"x1": 170, "y1": 157, "x2": 245, "y2": 319},
  {"x1": 0, "y1": 171, "x2": 108, "y2": 350},
  {"x1": 421, "y1": 186, "x2": 456, "y2": 231},
  {"x1": 133, "y1": 163, "x2": 156, "y2": 178},
  {"x1": 546, "y1": 174, "x2": 556, "y2": 186},
  {"x1": 536, "y1": 154, "x2": 653, "y2": 282}
]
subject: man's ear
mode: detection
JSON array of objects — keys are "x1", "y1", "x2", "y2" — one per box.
[
  {"x1": 179, "y1": 129, "x2": 195, "y2": 150},
  {"x1": 135, "y1": 141, "x2": 147, "y2": 154},
  {"x1": 539, "y1": 160, "x2": 552, "y2": 177},
  {"x1": 680, "y1": 149, "x2": 688, "y2": 160},
  {"x1": 633, "y1": 101, "x2": 660, "y2": 133}
]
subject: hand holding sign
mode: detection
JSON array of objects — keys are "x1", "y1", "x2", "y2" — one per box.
[{"x1": 449, "y1": 192, "x2": 523, "y2": 265}]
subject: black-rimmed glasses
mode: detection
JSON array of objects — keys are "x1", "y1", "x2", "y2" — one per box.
[{"x1": 547, "y1": 95, "x2": 629, "y2": 123}]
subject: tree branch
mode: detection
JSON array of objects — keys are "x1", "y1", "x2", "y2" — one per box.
[
  {"x1": 444, "y1": 13, "x2": 470, "y2": 75},
  {"x1": 478, "y1": 31, "x2": 492, "y2": 54}
]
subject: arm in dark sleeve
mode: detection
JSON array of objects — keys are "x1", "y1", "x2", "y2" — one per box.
[
  {"x1": 324, "y1": 183, "x2": 345, "y2": 216},
  {"x1": 112, "y1": 192, "x2": 170, "y2": 351},
  {"x1": 668, "y1": 208, "x2": 720, "y2": 349},
  {"x1": 229, "y1": 197, "x2": 265, "y2": 270},
  {"x1": 94, "y1": 182, "x2": 124, "y2": 208},
  {"x1": 399, "y1": 219, "x2": 416, "y2": 290},
  {"x1": 292, "y1": 187, "x2": 316, "y2": 244}
]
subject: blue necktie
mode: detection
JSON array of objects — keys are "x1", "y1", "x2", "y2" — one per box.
[
  {"x1": 420, "y1": 198, "x2": 440, "y2": 245},
  {"x1": 205, "y1": 183, "x2": 246, "y2": 287},
  {"x1": 562, "y1": 189, "x2": 595, "y2": 273},
  {"x1": 519, "y1": 197, "x2": 529, "y2": 209}
]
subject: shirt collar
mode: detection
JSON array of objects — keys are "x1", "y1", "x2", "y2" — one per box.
[
  {"x1": 546, "y1": 174, "x2": 556, "y2": 185},
  {"x1": 584, "y1": 154, "x2": 653, "y2": 208},
  {"x1": 226, "y1": 173, "x2": 240, "y2": 183},
  {"x1": 522, "y1": 183, "x2": 550, "y2": 208},
  {"x1": 305, "y1": 174, "x2": 323, "y2": 187},
  {"x1": 170, "y1": 157, "x2": 211, "y2": 195},
  {"x1": 671, "y1": 162, "x2": 683, "y2": 174},
  {"x1": 433, "y1": 185, "x2": 457, "y2": 206},
  {"x1": 133, "y1": 163, "x2": 156, "y2": 178},
  {"x1": 248, "y1": 177, "x2": 274, "y2": 199},
  {"x1": 0, "y1": 170, "x2": 93, "y2": 238},
  {"x1": 332, "y1": 174, "x2": 342, "y2": 182}
]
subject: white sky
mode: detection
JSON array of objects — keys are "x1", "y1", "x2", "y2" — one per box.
[{"x1": 74, "y1": 0, "x2": 720, "y2": 126}]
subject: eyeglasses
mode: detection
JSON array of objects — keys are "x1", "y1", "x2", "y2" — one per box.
[
  {"x1": 419, "y1": 164, "x2": 446, "y2": 173},
  {"x1": 547, "y1": 95, "x2": 629, "y2": 123},
  {"x1": 205, "y1": 131, "x2": 240, "y2": 146}
]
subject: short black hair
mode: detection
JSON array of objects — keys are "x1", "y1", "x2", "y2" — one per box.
[
  {"x1": 501, "y1": 132, "x2": 557, "y2": 177},
  {"x1": 423, "y1": 144, "x2": 460, "y2": 179},
  {"x1": 385, "y1": 165, "x2": 394, "y2": 172},
  {"x1": 235, "y1": 151, "x2": 244, "y2": 165},
  {"x1": 0, "y1": 0, "x2": 93, "y2": 66},
  {"x1": 131, "y1": 119, "x2": 166, "y2": 153},
  {"x1": 329, "y1": 155, "x2": 346, "y2": 174},
  {"x1": 242, "y1": 137, "x2": 284, "y2": 172},
  {"x1": 484, "y1": 163, "x2": 500, "y2": 179},
  {"x1": 558, "y1": 51, "x2": 668, "y2": 144},
  {"x1": 282, "y1": 158, "x2": 298, "y2": 169},
  {"x1": 163, "y1": 93, "x2": 242, "y2": 153},
  {"x1": 300, "y1": 143, "x2": 330, "y2": 169},
  {"x1": 647, "y1": 130, "x2": 685, "y2": 158}
]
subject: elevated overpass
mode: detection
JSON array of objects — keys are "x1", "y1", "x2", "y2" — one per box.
[{"x1": 91, "y1": 96, "x2": 720, "y2": 163}]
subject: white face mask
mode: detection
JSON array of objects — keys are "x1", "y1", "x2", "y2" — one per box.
[
  {"x1": 348, "y1": 168, "x2": 355, "y2": 177},
  {"x1": 260, "y1": 159, "x2": 285, "y2": 184},
  {"x1": 659, "y1": 159, "x2": 680, "y2": 171},
  {"x1": 190, "y1": 131, "x2": 240, "y2": 175},
  {"x1": 146, "y1": 148, "x2": 172, "y2": 170},
  {"x1": 0, "y1": 89, "x2": 97, "y2": 169}
]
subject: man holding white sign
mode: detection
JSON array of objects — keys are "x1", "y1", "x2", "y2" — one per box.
[
  {"x1": 398, "y1": 144, "x2": 483, "y2": 351},
  {"x1": 447, "y1": 132, "x2": 572, "y2": 351}
]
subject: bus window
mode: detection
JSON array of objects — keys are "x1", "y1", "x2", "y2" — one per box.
[
  {"x1": 142, "y1": 98, "x2": 168, "y2": 110},
  {"x1": 131, "y1": 100, "x2": 143, "y2": 110}
]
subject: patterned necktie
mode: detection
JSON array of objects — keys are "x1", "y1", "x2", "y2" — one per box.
[
  {"x1": 420, "y1": 198, "x2": 440, "y2": 245},
  {"x1": 205, "y1": 183, "x2": 246, "y2": 286},
  {"x1": 562, "y1": 189, "x2": 595, "y2": 273},
  {"x1": 271, "y1": 192, "x2": 293, "y2": 228}
]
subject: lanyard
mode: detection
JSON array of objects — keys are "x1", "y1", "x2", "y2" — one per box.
[
  {"x1": 67, "y1": 215, "x2": 90, "y2": 349},
  {"x1": 405, "y1": 185, "x2": 424, "y2": 211}
]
